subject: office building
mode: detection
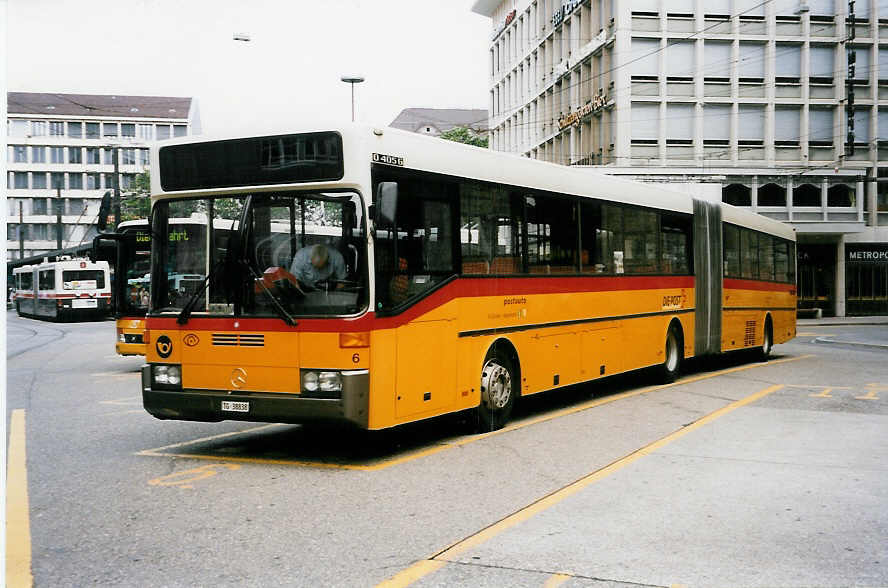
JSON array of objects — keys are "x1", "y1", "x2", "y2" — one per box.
[{"x1": 471, "y1": 0, "x2": 888, "y2": 315}]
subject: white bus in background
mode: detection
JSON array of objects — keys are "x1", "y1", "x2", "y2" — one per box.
[{"x1": 13, "y1": 257, "x2": 112, "y2": 321}]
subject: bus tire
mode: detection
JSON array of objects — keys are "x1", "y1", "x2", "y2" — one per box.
[
  {"x1": 659, "y1": 324, "x2": 683, "y2": 384},
  {"x1": 759, "y1": 317, "x2": 773, "y2": 361},
  {"x1": 476, "y1": 345, "x2": 517, "y2": 432}
]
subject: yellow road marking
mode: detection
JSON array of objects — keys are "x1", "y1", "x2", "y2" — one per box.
[
  {"x1": 809, "y1": 388, "x2": 834, "y2": 398},
  {"x1": 543, "y1": 573, "x2": 572, "y2": 587},
  {"x1": 376, "y1": 384, "x2": 785, "y2": 588},
  {"x1": 138, "y1": 355, "x2": 812, "y2": 471},
  {"x1": 855, "y1": 383, "x2": 884, "y2": 400},
  {"x1": 148, "y1": 463, "x2": 240, "y2": 489},
  {"x1": 6, "y1": 409, "x2": 33, "y2": 588}
]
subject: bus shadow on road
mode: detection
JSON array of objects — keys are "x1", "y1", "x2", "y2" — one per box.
[{"x1": 141, "y1": 350, "x2": 788, "y2": 470}]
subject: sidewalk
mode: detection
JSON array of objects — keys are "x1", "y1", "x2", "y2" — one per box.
[{"x1": 797, "y1": 315, "x2": 888, "y2": 327}]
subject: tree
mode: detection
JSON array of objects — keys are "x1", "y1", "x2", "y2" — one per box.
[
  {"x1": 120, "y1": 171, "x2": 151, "y2": 221},
  {"x1": 439, "y1": 126, "x2": 489, "y2": 148}
]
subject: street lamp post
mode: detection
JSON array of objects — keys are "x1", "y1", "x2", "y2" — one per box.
[{"x1": 340, "y1": 75, "x2": 365, "y2": 122}]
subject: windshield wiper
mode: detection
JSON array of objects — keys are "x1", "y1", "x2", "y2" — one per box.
[
  {"x1": 242, "y1": 261, "x2": 298, "y2": 327},
  {"x1": 176, "y1": 260, "x2": 225, "y2": 325}
]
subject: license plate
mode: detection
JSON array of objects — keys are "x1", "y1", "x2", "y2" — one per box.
[
  {"x1": 72, "y1": 299, "x2": 98, "y2": 308},
  {"x1": 221, "y1": 400, "x2": 249, "y2": 413}
]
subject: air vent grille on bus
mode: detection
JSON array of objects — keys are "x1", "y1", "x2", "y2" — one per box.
[
  {"x1": 744, "y1": 321, "x2": 756, "y2": 347},
  {"x1": 212, "y1": 333, "x2": 265, "y2": 347}
]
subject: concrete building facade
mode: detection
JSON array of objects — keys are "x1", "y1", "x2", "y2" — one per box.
[
  {"x1": 6, "y1": 92, "x2": 199, "y2": 261},
  {"x1": 471, "y1": 0, "x2": 888, "y2": 315}
]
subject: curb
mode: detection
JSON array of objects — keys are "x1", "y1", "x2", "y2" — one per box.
[{"x1": 812, "y1": 337, "x2": 888, "y2": 350}]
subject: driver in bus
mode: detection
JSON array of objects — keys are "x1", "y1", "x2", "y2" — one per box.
[{"x1": 288, "y1": 243, "x2": 346, "y2": 292}]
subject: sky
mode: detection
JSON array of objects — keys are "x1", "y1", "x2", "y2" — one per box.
[{"x1": 6, "y1": 0, "x2": 492, "y2": 134}]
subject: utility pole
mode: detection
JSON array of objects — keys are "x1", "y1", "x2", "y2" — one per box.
[
  {"x1": 19, "y1": 202, "x2": 24, "y2": 259},
  {"x1": 56, "y1": 187, "x2": 64, "y2": 250},
  {"x1": 112, "y1": 146, "x2": 121, "y2": 230}
]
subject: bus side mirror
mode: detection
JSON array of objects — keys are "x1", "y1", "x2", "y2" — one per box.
[
  {"x1": 373, "y1": 182, "x2": 398, "y2": 226},
  {"x1": 90, "y1": 235, "x2": 119, "y2": 263}
]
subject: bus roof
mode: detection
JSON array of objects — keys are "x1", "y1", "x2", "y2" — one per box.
[{"x1": 151, "y1": 124, "x2": 795, "y2": 241}]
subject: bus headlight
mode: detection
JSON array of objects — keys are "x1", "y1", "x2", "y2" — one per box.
[
  {"x1": 118, "y1": 329, "x2": 126, "y2": 343},
  {"x1": 318, "y1": 371, "x2": 342, "y2": 393},
  {"x1": 152, "y1": 364, "x2": 182, "y2": 390},
  {"x1": 301, "y1": 370, "x2": 342, "y2": 397},
  {"x1": 302, "y1": 371, "x2": 319, "y2": 393}
]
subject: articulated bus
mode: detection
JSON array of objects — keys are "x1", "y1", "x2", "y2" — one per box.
[
  {"x1": 138, "y1": 125, "x2": 796, "y2": 431},
  {"x1": 98, "y1": 217, "x2": 235, "y2": 356},
  {"x1": 13, "y1": 257, "x2": 111, "y2": 321}
]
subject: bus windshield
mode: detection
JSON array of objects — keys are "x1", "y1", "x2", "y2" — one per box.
[{"x1": 151, "y1": 191, "x2": 367, "y2": 318}]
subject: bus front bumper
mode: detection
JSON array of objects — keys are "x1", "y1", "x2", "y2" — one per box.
[{"x1": 141, "y1": 366, "x2": 369, "y2": 428}]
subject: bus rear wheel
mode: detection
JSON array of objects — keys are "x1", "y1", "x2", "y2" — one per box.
[
  {"x1": 476, "y1": 347, "x2": 516, "y2": 432},
  {"x1": 659, "y1": 326, "x2": 683, "y2": 384},
  {"x1": 760, "y1": 318, "x2": 773, "y2": 360}
]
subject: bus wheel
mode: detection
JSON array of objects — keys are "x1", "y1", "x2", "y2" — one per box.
[
  {"x1": 477, "y1": 347, "x2": 516, "y2": 432},
  {"x1": 659, "y1": 325, "x2": 683, "y2": 384},
  {"x1": 760, "y1": 318, "x2": 773, "y2": 361}
]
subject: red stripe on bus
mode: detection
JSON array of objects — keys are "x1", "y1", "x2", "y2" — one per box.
[
  {"x1": 723, "y1": 278, "x2": 795, "y2": 293},
  {"x1": 146, "y1": 275, "x2": 695, "y2": 333}
]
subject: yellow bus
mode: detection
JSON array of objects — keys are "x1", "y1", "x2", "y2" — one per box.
[
  {"x1": 103, "y1": 218, "x2": 234, "y2": 356},
  {"x1": 139, "y1": 126, "x2": 796, "y2": 431}
]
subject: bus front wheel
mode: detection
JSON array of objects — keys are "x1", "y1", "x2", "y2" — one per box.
[{"x1": 477, "y1": 346, "x2": 516, "y2": 432}]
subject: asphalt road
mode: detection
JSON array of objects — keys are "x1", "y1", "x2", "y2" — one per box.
[{"x1": 5, "y1": 311, "x2": 887, "y2": 587}]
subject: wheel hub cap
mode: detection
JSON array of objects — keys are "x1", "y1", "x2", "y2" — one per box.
[{"x1": 481, "y1": 360, "x2": 512, "y2": 410}]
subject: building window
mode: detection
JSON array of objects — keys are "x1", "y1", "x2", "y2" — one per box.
[
  {"x1": 723, "y1": 184, "x2": 751, "y2": 206},
  {"x1": 809, "y1": 108, "x2": 834, "y2": 146},
  {"x1": 631, "y1": 102, "x2": 660, "y2": 144},
  {"x1": 32, "y1": 198, "x2": 47, "y2": 215},
  {"x1": 120, "y1": 173, "x2": 135, "y2": 189},
  {"x1": 121, "y1": 148, "x2": 136, "y2": 165},
  {"x1": 68, "y1": 122, "x2": 83, "y2": 138},
  {"x1": 103, "y1": 173, "x2": 116, "y2": 189},
  {"x1": 775, "y1": 107, "x2": 801, "y2": 146},
  {"x1": 31, "y1": 224, "x2": 48, "y2": 240},
  {"x1": 66, "y1": 198, "x2": 85, "y2": 215},
  {"x1": 49, "y1": 121, "x2": 65, "y2": 136},
  {"x1": 103, "y1": 148, "x2": 114, "y2": 165},
  {"x1": 13, "y1": 145, "x2": 28, "y2": 162},
  {"x1": 86, "y1": 122, "x2": 100, "y2": 139},
  {"x1": 793, "y1": 183, "x2": 821, "y2": 206},
  {"x1": 138, "y1": 148, "x2": 150, "y2": 166},
  {"x1": 8, "y1": 120, "x2": 29, "y2": 137},
  {"x1": 68, "y1": 147, "x2": 82, "y2": 164},
  {"x1": 758, "y1": 183, "x2": 787, "y2": 207},
  {"x1": 827, "y1": 183, "x2": 855, "y2": 207},
  {"x1": 810, "y1": 45, "x2": 835, "y2": 84},
  {"x1": 738, "y1": 105, "x2": 765, "y2": 145},
  {"x1": 31, "y1": 121, "x2": 47, "y2": 136},
  {"x1": 848, "y1": 47, "x2": 870, "y2": 83},
  {"x1": 852, "y1": 108, "x2": 871, "y2": 145},
  {"x1": 121, "y1": 123, "x2": 136, "y2": 137},
  {"x1": 137, "y1": 124, "x2": 153, "y2": 140},
  {"x1": 51, "y1": 172, "x2": 65, "y2": 189},
  {"x1": 87, "y1": 173, "x2": 100, "y2": 190},
  {"x1": 86, "y1": 147, "x2": 100, "y2": 164},
  {"x1": 50, "y1": 146, "x2": 65, "y2": 164},
  {"x1": 103, "y1": 122, "x2": 118, "y2": 137},
  {"x1": 666, "y1": 41, "x2": 695, "y2": 81},
  {"x1": 156, "y1": 125, "x2": 171, "y2": 140},
  {"x1": 13, "y1": 172, "x2": 29, "y2": 189},
  {"x1": 174, "y1": 125, "x2": 187, "y2": 137},
  {"x1": 775, "y1": 43, "x2": 802, "y2": 83},
  {"x1": 32, "y1": 173, "x2": 47, "y2": 189},
  {"x1": 703, "y1": 104, "x2": 731, "y2": 145},
  {"x1": 738, "y1": 43, "x2": 765, "y2": 82},
  {"x1": 69, "y1": 173, "x2": 84, "y2": 190},
  {"x1": 31, "y1": 146, "x2": 46, "y2": 163},
  {"x1": 630, "y1": 38, "x2": 660, "y2": 80}
]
